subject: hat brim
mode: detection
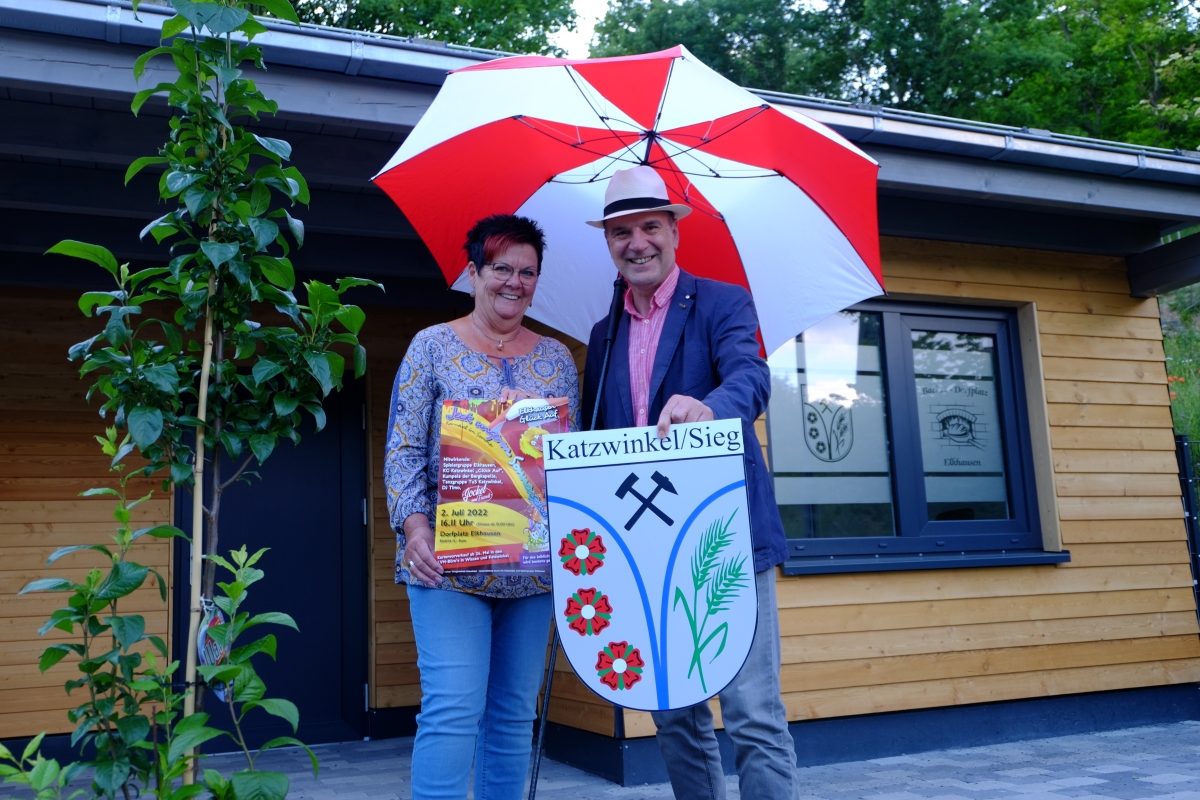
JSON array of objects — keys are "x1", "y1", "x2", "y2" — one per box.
[{"x1": 586, "y1": 204, "x2": 693, "y2": 228}]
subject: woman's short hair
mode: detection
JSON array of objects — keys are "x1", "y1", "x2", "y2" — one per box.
[{"x1": 465, "y1": 214, "x2": 547, "y2": 275}]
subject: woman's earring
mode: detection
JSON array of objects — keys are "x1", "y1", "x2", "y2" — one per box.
[{"x1": 470, "y1": 291, "x2": 476, "y2": 298}]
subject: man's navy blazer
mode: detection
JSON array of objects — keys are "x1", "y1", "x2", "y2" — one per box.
[{"x1": 581, "y1": 269, "x2": 788, "y2": 573}]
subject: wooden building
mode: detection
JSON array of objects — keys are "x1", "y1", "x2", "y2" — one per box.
[{"x1": 4, "y1": 0, "x2": 1200, "y2": 782}]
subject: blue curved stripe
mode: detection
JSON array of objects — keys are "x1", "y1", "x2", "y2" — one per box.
[
  {"x1": 548, "y1": 495, "x2": 666, "y2": 708},
  {"x1": 658, "y1": 479, "x2": 747, "y2": 689}
]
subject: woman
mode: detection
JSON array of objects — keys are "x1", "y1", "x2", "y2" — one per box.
[{"x1": 385, "y1": 214, "x2": 579, "y2": 800}]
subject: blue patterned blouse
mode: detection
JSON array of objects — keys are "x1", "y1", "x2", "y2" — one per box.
[{"x1": 385, "y1": 323, "x2": 580, "y2": 598}]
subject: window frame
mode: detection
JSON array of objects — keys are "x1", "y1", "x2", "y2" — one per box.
[{"x1": 774, "y1": 300, "x2": 1069, "y2": 575}]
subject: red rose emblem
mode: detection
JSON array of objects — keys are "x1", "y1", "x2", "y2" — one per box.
[
  {"x1": 558, "y1": 528, "x2": 606, "y2": 576},
  {"x1": 564, "y1": 588, "x2": 613, "y2": 636},
  {"x1": 595, "y1": 641, "x2": 644, "y2": 691}
]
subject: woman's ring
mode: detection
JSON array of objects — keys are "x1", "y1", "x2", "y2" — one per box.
[{"x1": 408, "y1": 559, "x2": 416, "y2": 569}]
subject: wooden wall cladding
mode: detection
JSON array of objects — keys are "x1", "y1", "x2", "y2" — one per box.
[
  {"x1": 0, "y1": 288, "x2": 173, "y2": 740},
  {"x1": 361, "y1": 237, "x2": 1200, "y2": 740},
  {"x1": 619, "y1": 236, "x2": 1200, "y2": 739}
]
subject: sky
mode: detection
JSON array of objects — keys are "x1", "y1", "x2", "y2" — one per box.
[{"x1": 549, "y1": 0, "x2": 610, "y2": 59}]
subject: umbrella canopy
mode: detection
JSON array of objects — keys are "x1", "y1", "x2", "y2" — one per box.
[{"x1": 373, "y1": 46, "x2": 884, "y2": 353}]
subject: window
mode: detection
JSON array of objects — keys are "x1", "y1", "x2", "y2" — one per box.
[{"x1": 766, "y1": 301, "x2": 1067, "y2": 574}]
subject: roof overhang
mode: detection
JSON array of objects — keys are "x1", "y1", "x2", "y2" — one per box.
[{"x1": 3, "y1": 0, "x2": 1200, "y2": 295}]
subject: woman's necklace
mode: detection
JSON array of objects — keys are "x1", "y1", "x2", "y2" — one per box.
[{"x1": 471, "y1": 312, "x2": 520, "y2": 352}]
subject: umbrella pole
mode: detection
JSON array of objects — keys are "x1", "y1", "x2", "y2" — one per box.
[{"x1": 528, "y1": 276, "x2": 626, "y2": 800}]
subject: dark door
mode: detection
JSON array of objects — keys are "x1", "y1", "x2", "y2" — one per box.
[{"x1": 175, "y1": 379, "x2": 368, "y2": 747}]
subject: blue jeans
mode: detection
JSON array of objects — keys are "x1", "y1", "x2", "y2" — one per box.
[
  {"x1": 408, "y1": 586, "x2": 553, "y2": 800},
  {"x1": 651, "y1": 568, "x2": 800, "y2": 800}
]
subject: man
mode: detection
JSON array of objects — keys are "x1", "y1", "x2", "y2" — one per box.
[{"x1": 581, "y1": 165, "x2": 800, "y2": 799}]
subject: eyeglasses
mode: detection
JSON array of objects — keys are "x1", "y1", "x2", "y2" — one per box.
[{"x1": 483, "y1": 263, "x2": 539, "y2": 285}]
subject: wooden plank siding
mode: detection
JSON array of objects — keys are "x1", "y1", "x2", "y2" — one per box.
[
  {"x1": 362, "y1": 236, "x2": 1200, "y2": 739},
  {"x1": 0, "y1": 288, "x2": 174, "y2": 740}
]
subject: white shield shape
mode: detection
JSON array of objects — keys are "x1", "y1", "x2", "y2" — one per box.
[{"x1": 543, "y1": 419, "x2": 758, "y2": 711}]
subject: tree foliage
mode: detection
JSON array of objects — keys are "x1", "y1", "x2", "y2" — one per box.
[
  {"x1": 290, "y1": 0, "x2": 576, "y2": 55},
  {"x1": 594, "y1": 0, "x2": 1200, "y2": 149}
]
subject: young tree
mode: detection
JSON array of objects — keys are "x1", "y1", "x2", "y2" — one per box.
[{"x1": 51, "y1": 0, "x2": 382, "y2": 739}]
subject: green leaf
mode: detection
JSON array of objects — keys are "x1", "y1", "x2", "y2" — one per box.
[
  {"x1": 258, "y1": 737, "x2": 318, "y2": 777},
  {"x1": 132, "y1": 524, "x2": 188, "y2": 541},
  {"x1": 351, "y1": 343, "x2": 367, "y2": 379},
  {"x1": 305, "y1": 281, "x2": 339, "y2": 326},
  {"x1": 200, "y1": 240, "x2": 239, "y2": 269},
  {"x1": 80, "y1": 487, "x2": 121, "y2": 498},
  {"x1": 128, "y1": 406, "x2": 164, "y2": 449},
  {"x1": 144, "y1": 363, "x2": 181, "y2": 394},
  {"x1": 45, "y1": 241, "x2": 119, "y2": 276},
  {"x1": 78, "y1": 291, "x2": 122, "y2": 317},
  {"x1": 160, "y1": 13, "x2": 190, "y2": 39},
  {"x1": 22, "y1": 733, "x2": 45, "y2": 763},
  {"x1": 29, "y1": 757, "x2": 58, "y2": 791},
  {"x1": 235, "y1": 15, "x2": 270, "y2": 38},
  {"x1": 335, "y1": 277, "x2": 384, "y2": 294},
  {"x1": 131, "y1": 82, "x2": 176, "y2": 115},
  {"x1": 139, "y1": 212, "x2": 173, "y2": 241},
  {"x1": 244, "y1": 611, "x2": 299, "y2": 632},
  {"x1": 252, "y1": 358, "x2": 286, "y2": 386},
  {"x1": 96, "y1": 562, "x2": 149, "y2": 601},
  {"x1": 116, "y1": 715, "x2": 150, "y2": 746},
  {"x1": 250, "y1": 182, "x2": 271, "y2": 215},
  {"x1": 303, "y1": 403, "x2": 326, "y2": 432},
  {"x1": 38, "y1": 645, "x2": 74, "y2": 672},
  {"x1": 250, "y1": 698, "x2": 299, "y2": 732},
  {"x1": 46, "y1": 544, "x2": 111, "y2": 564},
  {"x1": 231, "y1": 634, "x2": 277, "y2": 662},
  {"x1": 93, "y1": 757, "x2": 131, "y2": 794},
  {"x1": 165, "y1": 171, "x2": 201, "y2": 194},
  {"x1": 334, "y1": 304, "x2": 366, "y2": 335},
  {"x1": 247, "y1": 218, "x2": 279, "y2": 252},
  {"x1": 254, "y1": 0, "x2": 301, "y2": 23},
  {"x1": 19, "y1": 578, "x2": 74, "y2": 594},
  {"x1": 133, "y1": 47, "x2": 173, "y2": 81},
  {"x1": 202, "y1": 5, "x2": 250, "y2": 34},
  {"x1": 273, "y1": 395, "x2": 299, "y2": 416},
  {"x1": 109, "y1": 615, "x2": 146, "y2": 651},
  {"x1": 249, "y1": 434, "x2": 275, "y2": 464},
  {"x1": 252, "y1": 134, "x2": 292, "y2": 161},
  {"x1": 304, "y1": 352, "x2": 333, "y2": 395},
  {"x1": 231, "y1": 771, "x2": 289, "y2": 800},
  {"x1": 125, "y1": 156, "x2": 167, "y2": 185},
  {"x1": 283, "y1": 210, "x2": 304, "y2": 247},
  {"x1": 167, "y1": 723, "x2": 225, "y2": 764}
]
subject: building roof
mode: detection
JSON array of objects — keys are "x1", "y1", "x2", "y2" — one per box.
[{"x1": 3, "y1": 0, "x2": 1200, "y2": 294}]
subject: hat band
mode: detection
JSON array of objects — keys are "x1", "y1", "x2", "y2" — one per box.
[{"x1": 603, "y1": 196, "x2": 672, "y2": 217}]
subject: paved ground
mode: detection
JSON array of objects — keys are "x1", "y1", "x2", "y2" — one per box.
[
  {"x1": 9, "y1": 721, "x2": 1200, "y2": 799},
  {"x1": 190, "y1": 721, "x2": 1200, "y2": 799}
]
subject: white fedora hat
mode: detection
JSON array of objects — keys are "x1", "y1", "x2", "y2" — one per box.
[{"x1": 586, "y1": 166, "x2": 693, "y2": 228}]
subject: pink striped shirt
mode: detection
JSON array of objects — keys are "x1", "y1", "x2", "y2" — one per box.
[{"x1": 625, "y1": 266, "x2": 680, "y2": 427}]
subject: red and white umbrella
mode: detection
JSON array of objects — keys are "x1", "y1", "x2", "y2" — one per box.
[{"x1": 373, "y1": 46, "x2": 884, "y2": 353}]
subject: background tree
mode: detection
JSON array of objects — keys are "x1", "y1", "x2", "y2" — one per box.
[
  {"x1": 593, "y1": 0, "x2": 1200, "y2": 150},
  {"x1": 290, "y1": 0, "x2": 576, "y2": 54}
]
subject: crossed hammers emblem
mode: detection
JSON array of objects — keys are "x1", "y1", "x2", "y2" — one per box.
[{"x1": 615, "y1": 471, "x2": 678, "y2": 531}]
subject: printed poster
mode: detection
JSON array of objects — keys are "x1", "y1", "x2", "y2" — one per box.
[{"x1": 435, "y1": 398, "x2": 569, "y2": 576}]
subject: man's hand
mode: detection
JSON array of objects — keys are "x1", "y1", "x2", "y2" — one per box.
[{"x1": 656, "y1": 394, "x2": 714, "y2": 438}]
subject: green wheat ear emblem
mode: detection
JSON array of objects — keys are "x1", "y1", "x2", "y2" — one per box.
[{"x1": 672, "y1": 509, "x2": 749, "y2": 693}]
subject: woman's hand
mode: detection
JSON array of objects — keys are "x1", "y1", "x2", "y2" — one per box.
[
  {"x1": 401, "y1": 515, "x2": 443, "y2": 587},
  {"x1": 498, "y1": 387, "x2": 538, "y2": 403}
]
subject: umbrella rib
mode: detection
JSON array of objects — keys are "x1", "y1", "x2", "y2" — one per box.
[
  {"x1": 562, "y1": 65, "x2": 648, "y2": 167},
  {"x1": 653, "y1": 105, "x2": 775, "y2": 172},
  {"x1": 650, "y1": 58, "x2": 676, "y2": 132}
]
